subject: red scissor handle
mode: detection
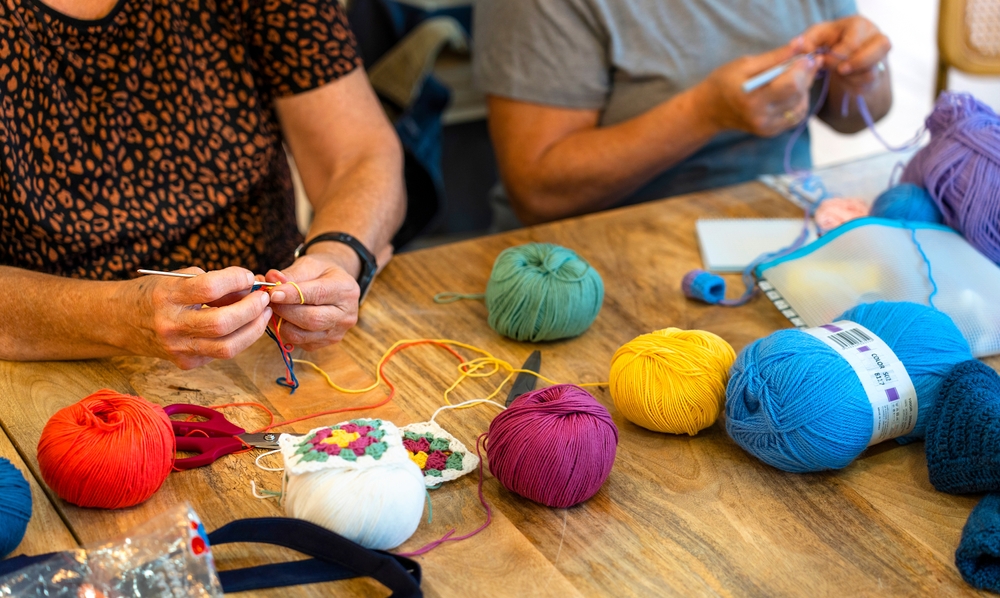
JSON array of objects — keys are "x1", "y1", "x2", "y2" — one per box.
[
  {"x1": 164, "y1": 403, "x2": 246, "y2": 437},
  {"x1": 173, "y1": 436, "x2": 246, "y2": 470}
]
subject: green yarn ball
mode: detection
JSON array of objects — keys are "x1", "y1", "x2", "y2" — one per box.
[{"x1": 485, "y1": 243, "x2": 604, "y2": 342}]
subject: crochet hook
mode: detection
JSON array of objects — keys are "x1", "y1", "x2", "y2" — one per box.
[
  {"x1": 742, "y1": 51, "x2": 817, "y2": 93},
  {"x1": 136, "y1": 269, "x2": 277, "y2": 288}
]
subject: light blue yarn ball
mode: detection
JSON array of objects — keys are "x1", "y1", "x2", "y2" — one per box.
[
  {"x1": 0, "y1": 457, "x2": 32, "y2": 558},
  {"x1": 485, "y1": 243, "x2": 604, "y2": 342},
  {"x1": 725, "y1": 302, "x2": 972, "y2": 473},
  {"x1": 869, "y1": 184, "x2": 943, "y2": 224}
]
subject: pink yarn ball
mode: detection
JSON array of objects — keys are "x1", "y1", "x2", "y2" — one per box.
[
  {"x1": 486, "y1": 384, "x2": 618, "y2": 508},
  {"x1": 814, "y1": 197, "x2": 869, "y2": 232}
]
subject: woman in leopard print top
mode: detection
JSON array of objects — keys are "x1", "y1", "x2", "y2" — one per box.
[{"x1": 0, "y1": 0, "x2": 404, "y2": 367}]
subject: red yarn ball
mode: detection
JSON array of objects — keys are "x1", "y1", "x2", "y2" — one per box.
[
  {"x1": 37, "y1": 390, "x2": 175, "y2": 509},
  {"x1": 486, "y1": 384, "x2": 618, "y2": 508}
]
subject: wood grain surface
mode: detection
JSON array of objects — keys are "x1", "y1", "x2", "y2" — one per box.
[{"x1": 0, "y1": 181, "x2": 994, "y2": 596}]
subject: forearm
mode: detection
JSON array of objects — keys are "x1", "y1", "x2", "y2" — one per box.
[
  {"x1": 498, "y1": 86, "x2": 722, "y2": 224},
  {"x1": 305, "y1": 137, "x2": 406, "y2": 274},
  {"x1": 0, "y1": 267, "x2": 131, "y2": 361}
]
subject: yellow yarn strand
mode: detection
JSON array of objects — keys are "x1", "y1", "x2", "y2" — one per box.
[
  {"x1": 293, "y1": 338, "x2": 606, "y2": 407},
  {"x1": 271, "y1": 281, "x2": 306, "y2": 337},
  {"x1": 609, "y1": 328, "x2": 735, "y2": 435}
]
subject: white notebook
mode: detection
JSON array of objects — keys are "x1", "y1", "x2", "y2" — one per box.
[{"x1": 696, "y1": 219, "x2": 817, "y2": 272}]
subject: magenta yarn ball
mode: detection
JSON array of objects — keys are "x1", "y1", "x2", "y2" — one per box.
[{"x1": 486, "y1": 384, "x2": 618, "y2": 508}]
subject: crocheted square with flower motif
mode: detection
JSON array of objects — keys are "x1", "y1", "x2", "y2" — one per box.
[
  {"x1": 278, "y1": 419, "x2": 411, "y2": 475},
  {"x1": 399, "y1": 420, "x2": 479, "y2": 488}
]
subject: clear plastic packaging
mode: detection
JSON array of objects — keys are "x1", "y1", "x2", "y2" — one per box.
[
  {"x1": 757, "y1": 218, "x2": 1000, "y2": 357},
  {"x1": 0, "y1": 504, "x2": 221, "y2": 597}
]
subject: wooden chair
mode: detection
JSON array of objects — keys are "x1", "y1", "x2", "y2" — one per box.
[{"x1": 937, "y1": 0, "x2": 1000, "y2": 96}]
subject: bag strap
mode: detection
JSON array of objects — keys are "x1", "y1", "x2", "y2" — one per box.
[{"x1": 208, "y1": 518, "x2": 422, "y2": 597}]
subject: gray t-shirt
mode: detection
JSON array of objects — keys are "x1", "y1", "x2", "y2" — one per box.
[{"x1": 474, "y1": 0, "x2": 857, "y2": 229}]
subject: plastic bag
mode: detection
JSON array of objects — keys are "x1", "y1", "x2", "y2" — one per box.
[
  {"x1": 757, "y1": 217, "x2": 1000, "y2": 357},
  {"x1": 0, "y1": 504, "x2": 221, "y2": 597}
]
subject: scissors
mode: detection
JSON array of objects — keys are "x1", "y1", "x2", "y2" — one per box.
[
  {"x1": 506, "y1": 350, "x2": 541, "y2": 407},
  {"x1": 165, "y1": 403, "x2": 287, "y2": 471}
]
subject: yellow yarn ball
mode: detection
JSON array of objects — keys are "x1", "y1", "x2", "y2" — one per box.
[{"x1": 609, "y1": 328, "x2": 736, "y2": 435}]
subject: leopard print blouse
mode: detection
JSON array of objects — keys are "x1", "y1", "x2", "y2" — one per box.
[{"x1": 0, "y1": 0, "x2": 363, "y2": 280}]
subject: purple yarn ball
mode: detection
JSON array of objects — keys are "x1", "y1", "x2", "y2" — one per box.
[
  {"x1": 486, "y1": 384, "x2": 618, "y2": 508},
  {"x1": 902, "y1": 92, "x2": 1000, "y2": 262}
]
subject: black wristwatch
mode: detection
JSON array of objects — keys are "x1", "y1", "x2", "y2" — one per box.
[{"x1": 294, "y1": 232, "x2": 378, "y2": 305}]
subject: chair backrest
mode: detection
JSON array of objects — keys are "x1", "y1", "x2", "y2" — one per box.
[{"x1": 939, "y1": 0, "x2": 1000, "y2": 75}]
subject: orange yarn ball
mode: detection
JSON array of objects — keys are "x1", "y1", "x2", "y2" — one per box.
[{"x1": 37, "y1": 390, "x2": 175, "y2": 509}]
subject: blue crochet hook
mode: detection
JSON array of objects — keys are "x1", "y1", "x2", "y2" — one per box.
[{"x1": 742, "y1": 52, "x2": 817, "y2": 93}]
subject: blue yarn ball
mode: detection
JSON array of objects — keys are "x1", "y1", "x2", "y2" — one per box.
[
  {"x1": 869, "y1": 184, "x2": 943, "y2": 224},
  {"x1": 0, "y1": 457, "x2": 32, "y2": 558},
  {"x1": 725, "y1": 302, "x2": 972, "y2": 473},
  {"x1": 485, "y1": 243, "x2": 604, "y2": 342}
]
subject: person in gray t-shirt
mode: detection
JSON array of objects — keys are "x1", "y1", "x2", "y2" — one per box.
[{"x1": 473, "y1": 1, "x2": 892, "y2": 229}]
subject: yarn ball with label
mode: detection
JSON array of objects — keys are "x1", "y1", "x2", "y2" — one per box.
[
  {"x1": 485, "y1": 243, "x2": 604, "y2": 342},
  {"x1": 609, "y1": 328, "x2": 736, "y2": 435},
  {"x1": 901, "y1": 92, "x2": 1000, "y2": 262},
  {"x1": 725, "y1": 301, "x2": 972, "y2": 473},
  {"x1": 814, "y1": 197, "x2": 869, "y2": 233},
  {"x1": 277, "y1": 419, "x2": 426, "y2": 550},
  {"x1": 0, "y1": 458, "x2": 31, "y2": 558},
  {"x1": 868, "y1": 183, "x2": 943, "y2": 224},
  {"x1": 486, "y1": 384, "x2": 618, "y2": 508},
  {"x1": 37, "y1": 390, "x2": 175, "y2": 509}
]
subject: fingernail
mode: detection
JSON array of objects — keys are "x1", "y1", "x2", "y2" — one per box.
[
  {"x1": 271, "y1": 291, "x2": 286, "y2": 302},
  {"x1": 263, "y1": 307, "x2": 272, "y2": 320},
  {"x1": 246, "y1": 272, "x2": 254, "y2": 286},
  {"x1": 259, "y1": 292, "x2": 270, "y2": 306}
]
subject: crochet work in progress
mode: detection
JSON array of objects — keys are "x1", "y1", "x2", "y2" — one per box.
[
  {"x1": 400, "y1": 421, "x2": 479, "y2": 488},
  {"x1": 925, "y1": 359, "x2": 1000, "y2": 495},
  {"x1": 285, "y1": 420, "x2": 393, "y2": 466}
]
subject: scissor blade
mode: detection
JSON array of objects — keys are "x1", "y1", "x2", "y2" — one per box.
[
  {"x1": 238, "y1": 432, "x2": 284, "y2": 450},
  {"x1": 507, "y1": 350, "x2": 541, "y2": 407}
]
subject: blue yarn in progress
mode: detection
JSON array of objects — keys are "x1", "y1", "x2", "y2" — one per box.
[
  {"x1": 956, "y1": 493, "x2": 1000, "y2": 593},
  {"x1": 0, "y1": 457, "x2": 32, "y2": 558},
  {"x1": 725, "y1": 302, "x2": 972, "y2": 473},
  {"x1": 869, "y1": 184, "x2": 943, "y2": 224}
]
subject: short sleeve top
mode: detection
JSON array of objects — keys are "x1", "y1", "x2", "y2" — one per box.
[
  {"x1": 473, "y1": 0, "x2": 857, "y2": 205},
  {"x1": 0, "y1": 0, "x2": 363, "y2": 280}
]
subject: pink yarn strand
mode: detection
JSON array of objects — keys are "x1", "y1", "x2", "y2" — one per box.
[{"x1": 396, "y1": 433, "x2": 493, "y2": 558}]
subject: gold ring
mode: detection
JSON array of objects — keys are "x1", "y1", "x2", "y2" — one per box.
[{"x1": 783, "y1": 110, "x2": 797, "y2": 124}]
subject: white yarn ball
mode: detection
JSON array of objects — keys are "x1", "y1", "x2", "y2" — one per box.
[
  {"x1": 279, "y1": 421, "x2": 427, "y2": 551},
  {"x1": 284, "y1": 458, "x2": 425, "y2": 550}
]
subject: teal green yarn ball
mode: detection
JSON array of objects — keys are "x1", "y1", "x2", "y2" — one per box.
[{"x1": 485, "y1": 244, "x2": 604, "y2": 342}]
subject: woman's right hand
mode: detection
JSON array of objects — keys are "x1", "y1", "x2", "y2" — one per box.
[
  {"x1": 122, "y1": 267, "x2": 272, "y2": 369},
  {"x1": 698, "y1": 36, "x2": 822, "y2": 137}
]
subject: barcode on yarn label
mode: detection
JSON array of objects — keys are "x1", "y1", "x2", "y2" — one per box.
[
  {"x1": 802, "y1": 320, "x2": 917, "y2": 446},
  {"x1": 826, "y1": 327, "x2": 873, "y2": 350}
]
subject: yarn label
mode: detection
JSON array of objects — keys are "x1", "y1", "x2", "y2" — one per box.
[{"x1": 803, "y1": 320, "x2": 917, "y2": 446}]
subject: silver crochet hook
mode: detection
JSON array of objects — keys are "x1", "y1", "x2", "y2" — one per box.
[{"x1": 136, "y1": 269, "x2": 277, "y2": 289}]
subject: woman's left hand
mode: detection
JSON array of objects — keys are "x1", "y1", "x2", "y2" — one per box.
[
  {"x1": 264, "y1": 252, "x2": 361, "y2": 351},
  {"x1": 803, "y1": 16, "x2": 891, "y2": 93}
]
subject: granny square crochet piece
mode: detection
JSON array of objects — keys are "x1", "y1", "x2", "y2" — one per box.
[
  {"x1": 399, "y1": 420, "x2": 479, "y2": 488},
  {"x1": 925, "y1": 360, "x2": 1000, "y2": 495},
  {"x1": 956, "y1": 493, "x2": 1000, "y2": 593},
  {"x1": 278, "y1": 419, "x2": 411, "y2": 475}
]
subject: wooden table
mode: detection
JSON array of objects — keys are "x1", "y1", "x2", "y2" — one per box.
[{"x1": 0, "y1": 182, "x2": 992, "y2": 596}]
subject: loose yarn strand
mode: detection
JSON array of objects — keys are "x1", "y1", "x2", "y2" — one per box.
[
  {"x1": 396, "y1": 432, "x2": 493, "y2": 558},
  {"x1": 910, "y1": 228, "x2": 939, "y2": 308}
]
